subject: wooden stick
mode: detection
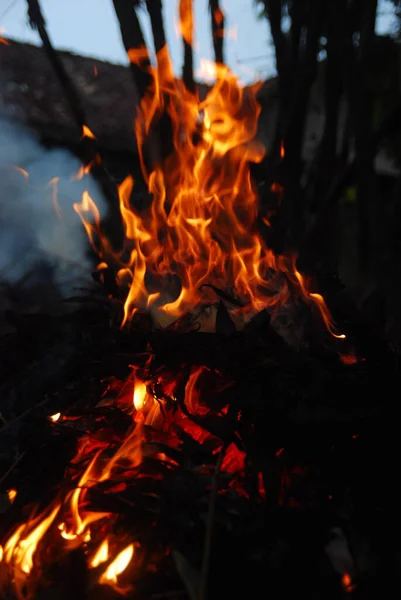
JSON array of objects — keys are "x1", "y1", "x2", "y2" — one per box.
[
  {"x1": 179, "y1": 0, "x2": 196, "y2": 93},
  {"x1": 26, "y1": 0, "x2": 87, "y2": 130},
  {"x1": 209, "y1": 0, "x2": 225, "y2": 65},
  {"x1": 199, "y1": 449, "x2": 224, "y2": 600}
]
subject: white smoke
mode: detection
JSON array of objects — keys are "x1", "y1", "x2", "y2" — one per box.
[{"x1": 0, "y1": 118, "x2": 107, "y2": 296}]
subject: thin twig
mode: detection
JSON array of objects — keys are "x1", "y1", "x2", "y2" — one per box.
[
  {"x1": 0, "y1": 451, "x2": 26, "y2": 486},
  {"x1": 180, "y1": 0, "x2": 196, "y2": 93},
  {"x1": 199, "y1": 449, "x2": 224, "y2": 600},
  {"x1": 0, "y1": 397, "x2": 53, "y2": 435}
]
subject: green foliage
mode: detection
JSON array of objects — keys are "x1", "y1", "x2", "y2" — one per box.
[
  {"x1": 254, "y1": 0, "x2": 267, "y2": 21},
  {"x1": 342, "y1": 186, "x2": 357, "y2": 205}
]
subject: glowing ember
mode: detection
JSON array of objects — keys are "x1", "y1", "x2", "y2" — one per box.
[
  {"x1": 342, "y1": 573, "x2": 355, "y2": 592},
  {"x1": 7, "y1": 488, "x2": 17, "y2": 503},
  {"x1": 99, "y1": 543, "x2": 134, "y2": 585},
  {"x1": 82, "y1": 125, "x2": 96, "y2": 139},
  {"x1": 133, "y1": 380, "x2": 147, "y2": 411},
  {"x1": 340, "y1": 354, "x2": 358, "y2": 365},
  {"x1": 49, "y1": 412, "x2": 61, "y2": 422}
]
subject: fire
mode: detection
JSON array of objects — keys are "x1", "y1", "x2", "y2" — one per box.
[
  {"x1": 72, "y1": 46, "x2": 343, "y2": 340},
  {"x1": 0, "y1": 28, "x2": 349, "y2": 600},
  {"x1": 7, "y1": 488, "x2": 17, "y2": 503},
  {"x1": 179, "y1": 0, "x2": 194, "y2": 46},
  {"x1": 127, "y1": 46, "x2": 150, "y2": 65},
  {"x1": 48, "y1": 177, "x2": 62, "y2": 220},
  {"x1": 90, "y1": 539, "x2": 109, "y2": 568},
  {"x1": 14, "y1": 165, "x2": 29, "y2": 179},
  {"x1": 82, "y1": 125, "x2": 96, "y2": 139},
  {"x1": 99, "y1": 543, "x2": 134, "y2": 585},
  {"x1": 3, "y1": 505, "x2": 60, "y2": 574},
  {"x1": 59, "y1": 452, "x2": 110, "y2": 540},
  {"x1": 195, "y1": 58, "x2": 217, "y2": 83},
  {"x1": 133, "y1": 380, "x2": 147, "y2": 411},
  {"x1": 73, "y1": 161, "x2": 94, "y2": 181},
  {"x1": 213, "y1": 7, "x2": 224, "y2": 27}
]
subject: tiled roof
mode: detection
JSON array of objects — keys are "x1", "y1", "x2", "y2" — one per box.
[{"x1": 0, "y1": 38, "x2": 138, "y2": 152}]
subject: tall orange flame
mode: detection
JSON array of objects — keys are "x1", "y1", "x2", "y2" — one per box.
[
  {"x1": 73, "y1": 47, "x2": 343, "y2": 337},
  {"x1": 179, "y1": 0, "x2": 194, "y2": 46},
  {"x1": 3, "y1": 505, "x2": 60, "y2": 574}
]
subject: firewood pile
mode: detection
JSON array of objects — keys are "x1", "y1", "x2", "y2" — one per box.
[{"x1": 0, "y1": 271, "x2": 399, "y2": 599}]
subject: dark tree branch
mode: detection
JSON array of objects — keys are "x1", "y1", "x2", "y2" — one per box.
[
  {"x1": 26, "y1": 0, "x2": 87, "y2": 131},
  {"x1": 112, "y1": 0, "x2": 152, "y2": 102},
  {"x1": 179, "y1": 0, "x2": 196, "y2": 93},
  {"x1": 26, "y1": 0, "x2": 118, "y2": 204},
  {"x1": 277, "y1": 0, "x2": 324, "y2": 241},
  {"x1": 288, "y1": 1, "x2": 302, "y2": 70},
  {"x1": 112, "y1": 0, "x2": 166, "y2": 172},
  {"x1": 304, "y1": 95, "x2": 401, "y2": 248},
  {"x1": 145, "y1": 0, "x2": 175, "y2": 160},
  {"x1": 345, "y1": 0, "x2": 378, "y2": 269},
  {"x1": 209, "y1": 0, "x2": 225, "y2": 65},
  {"x1": 263, "y1": 0, "x2": 289, "y2": 84},
  {"x1": 307, "y1": 0, "x2": 347, "y2": 214},
  {"x1": 146, "y1": 0, "x2": 167, "y2": 55}
]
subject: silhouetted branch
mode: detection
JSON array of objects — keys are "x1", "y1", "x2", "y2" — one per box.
[
  {"x1": 304, "y1": 95, "x2": 401, "y2": 249},
  {"x1": 26, "y1": 0, "x2": 87, "y2": 130},
  {"x1": 180, "y1": 0, "x2": 196, "y2": 93},
  {"x1": 146, "y1": 0, "x2": 167, "y2": 55},
  {"x1": 209, "y1": 0, "x2": 225, "y2": 65},
  {"x1": 26, "y1": 0, "x2": 118, "y2": 204},
  {"x1": 112, "y1": 0, "x2": 152, "y2": 102}
]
